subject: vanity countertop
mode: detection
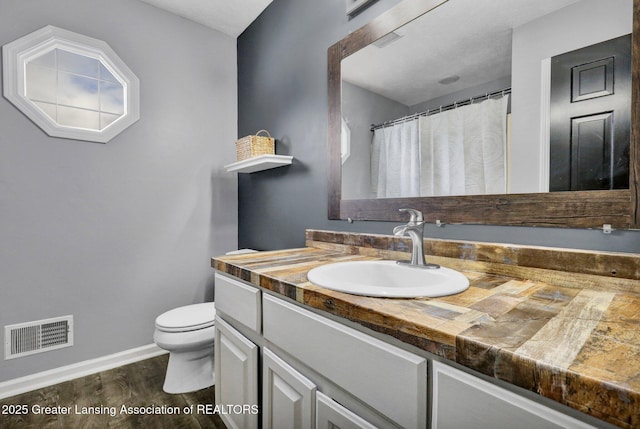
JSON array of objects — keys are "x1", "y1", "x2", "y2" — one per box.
[{"x1": 212, "y1": 230, "x2": 640, "y2": 428}]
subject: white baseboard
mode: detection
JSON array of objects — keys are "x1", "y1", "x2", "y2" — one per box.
[{"x1": 0, "y1": 344, "x2": 168, "y2": 400}]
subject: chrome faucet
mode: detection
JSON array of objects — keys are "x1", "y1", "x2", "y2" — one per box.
[{"x1": 393, "y1": 208, "x2": 440, "y2": 269}]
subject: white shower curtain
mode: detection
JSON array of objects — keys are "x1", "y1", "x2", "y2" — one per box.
[
  {"x1": 371, "y1": 95, "x2": 508, "y2": 198},
  {"x1": 419, "y1": 96, "x2": 509, "y2": 196},
  {"x1": 371, "y1": 119, "x2": 420, "y2": 198}
]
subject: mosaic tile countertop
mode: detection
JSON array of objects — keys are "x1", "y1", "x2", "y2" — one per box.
[{"x1": 212, "y1": 230, "x2": 640, "y2": 428}]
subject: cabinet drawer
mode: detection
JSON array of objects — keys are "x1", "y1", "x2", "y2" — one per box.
[
  {"x1": 215, "y1": 272, "x2": 261, "y2": 333},
  {"x1": 263, "y1": 294, "x2": 427, "y2": 429},
  {"x1": 431, "y1": 361, "x2": 595, "y2": 429}
]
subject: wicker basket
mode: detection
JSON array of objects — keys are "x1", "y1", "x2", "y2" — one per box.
[{"x1": 235, "y1": 130, "x2": 275, "y2": 161}]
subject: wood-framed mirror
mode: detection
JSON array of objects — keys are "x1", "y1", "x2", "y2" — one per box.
[{"x1": 328, "y1": 0, "x2": 639, "y2": 228}]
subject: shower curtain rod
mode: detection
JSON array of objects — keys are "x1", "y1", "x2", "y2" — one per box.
[{"x1": 370, "y1": 87, "x2": 511, "y2": 131}]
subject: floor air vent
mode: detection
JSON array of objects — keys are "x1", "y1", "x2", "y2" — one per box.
[{"x1": 4, "y1": 315, "x2": 73, "y2": 360}]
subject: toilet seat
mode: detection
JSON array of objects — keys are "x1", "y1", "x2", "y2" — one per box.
[{"x1": 155, "y1": 302, "x2": 216, "y2": 333}]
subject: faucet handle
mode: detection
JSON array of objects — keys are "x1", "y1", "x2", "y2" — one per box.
[{"x1": 399, "y1": 208, "x2": 424, "y2": 223}]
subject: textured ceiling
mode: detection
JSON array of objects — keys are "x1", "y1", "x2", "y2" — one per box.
[
  {"x1": 342, "y1": 0, "x2": 581, "y2": 106},
  {"x1": 137, "y1": 0, "x2": 273, "y2": 37}
]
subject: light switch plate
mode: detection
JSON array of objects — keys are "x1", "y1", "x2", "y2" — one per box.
[{"x1": 346, "y1": 0, "x2": 376, "y2": 16}]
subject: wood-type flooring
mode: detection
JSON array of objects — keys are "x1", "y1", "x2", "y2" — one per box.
[{"x1": 0, "y1": 354, "x2": 226, "y2": 429}]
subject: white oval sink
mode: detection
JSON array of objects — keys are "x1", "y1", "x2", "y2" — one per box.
[{"x1": 307, "y1": 260, "x2": 469, "y2": 298}]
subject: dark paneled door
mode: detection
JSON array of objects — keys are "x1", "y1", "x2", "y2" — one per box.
[{"x1": 549, "y1": 34, "x2": 631, "y2": 191}]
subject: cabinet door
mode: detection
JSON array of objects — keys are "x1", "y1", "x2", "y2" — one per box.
[
  {"x1": 431, "y1": 361, "x2": 595, "y2": 429},
  {"x1": 263, "y1": 347, "x2": 316, "y2": 429},
  {"x1": 214, "y1": 317, "x2": 259, "y2": 429},
  {"x1": 316, "y1": 392, "x2": 377, "y2": 429}
]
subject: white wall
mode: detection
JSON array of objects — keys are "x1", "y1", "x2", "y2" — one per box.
[
  {"x1": 510, "y1": 0, "x2": 632, "y2": 193},
  {"x1": 0, "y1": 0, "x2": 237, "y2": 381},
  {"x1": 341, "y1": 82, "x2": 409, "y2": 199}
]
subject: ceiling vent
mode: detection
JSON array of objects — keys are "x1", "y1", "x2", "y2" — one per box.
[
  {"x1": 4, "y1": 315, "x2": 73, "y2": 360},
  {"x1": 373, "y1": 31, "x2": 403, "y2": 48}
]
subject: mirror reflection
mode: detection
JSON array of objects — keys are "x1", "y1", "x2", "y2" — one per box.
[
  {"x1": 25, "y1": 48, "x2": 125, "y2": 131},
  {"x1": 340, "y1": 0, "x2": 632, "y2": 200}
]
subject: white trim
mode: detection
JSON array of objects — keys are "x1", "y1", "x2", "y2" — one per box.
[
  {"x1": 538, "y1": 57, "x2": 551, "y2": 193},
  {"x1": 0, "y1": 344, "x2": 166, "y2": 400}
]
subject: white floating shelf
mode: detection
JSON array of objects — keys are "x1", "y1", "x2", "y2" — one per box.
[{"x1": 224, "y1": 154, "x2": 293, "y2": 173}]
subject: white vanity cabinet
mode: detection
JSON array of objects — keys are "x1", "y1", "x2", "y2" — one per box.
[
  {"x1": 262, "y1": 293, "x2": 428, "y2": 429},
  {"x1": 431, "y1": 361, "x2": 595, "y2": 429},
  {"x1": 213, "y1": 271, "x2": 600, "y2": 429},
  {"x1": 213, "y1": 274, "x2": 261, "y2": 429},
  {"x1": 214, "y1": 272, "x2": 417, "y2": 428}
]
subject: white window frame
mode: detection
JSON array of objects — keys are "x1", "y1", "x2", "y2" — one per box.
[{"x1": 2, "y1": 25, "x2": 140, "y2": 143}]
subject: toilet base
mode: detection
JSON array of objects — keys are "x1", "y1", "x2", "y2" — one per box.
[{"x1": 163, "y1": 345, "x2": 215, "y2": 394}]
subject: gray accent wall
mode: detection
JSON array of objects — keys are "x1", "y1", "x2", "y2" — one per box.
[
  {"x1": 0, "y1": 0, "x2": 237, "y2": 381},
  {"x1": 237, "y1": 0, "x2": 640, "y2": 253}
]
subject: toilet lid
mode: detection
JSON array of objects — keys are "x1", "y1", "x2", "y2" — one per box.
[{"x1": 155, "y1": 303, "x2": 216, "y2": 332}]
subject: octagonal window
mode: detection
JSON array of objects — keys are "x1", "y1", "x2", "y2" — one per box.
[{"x1": 3, "y1": 26, "x2": 139, "y2": 143}]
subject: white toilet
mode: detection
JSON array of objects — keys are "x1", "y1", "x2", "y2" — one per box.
[{"x1": 153, "y1": 302, "x2": 216, "y2": 394}]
